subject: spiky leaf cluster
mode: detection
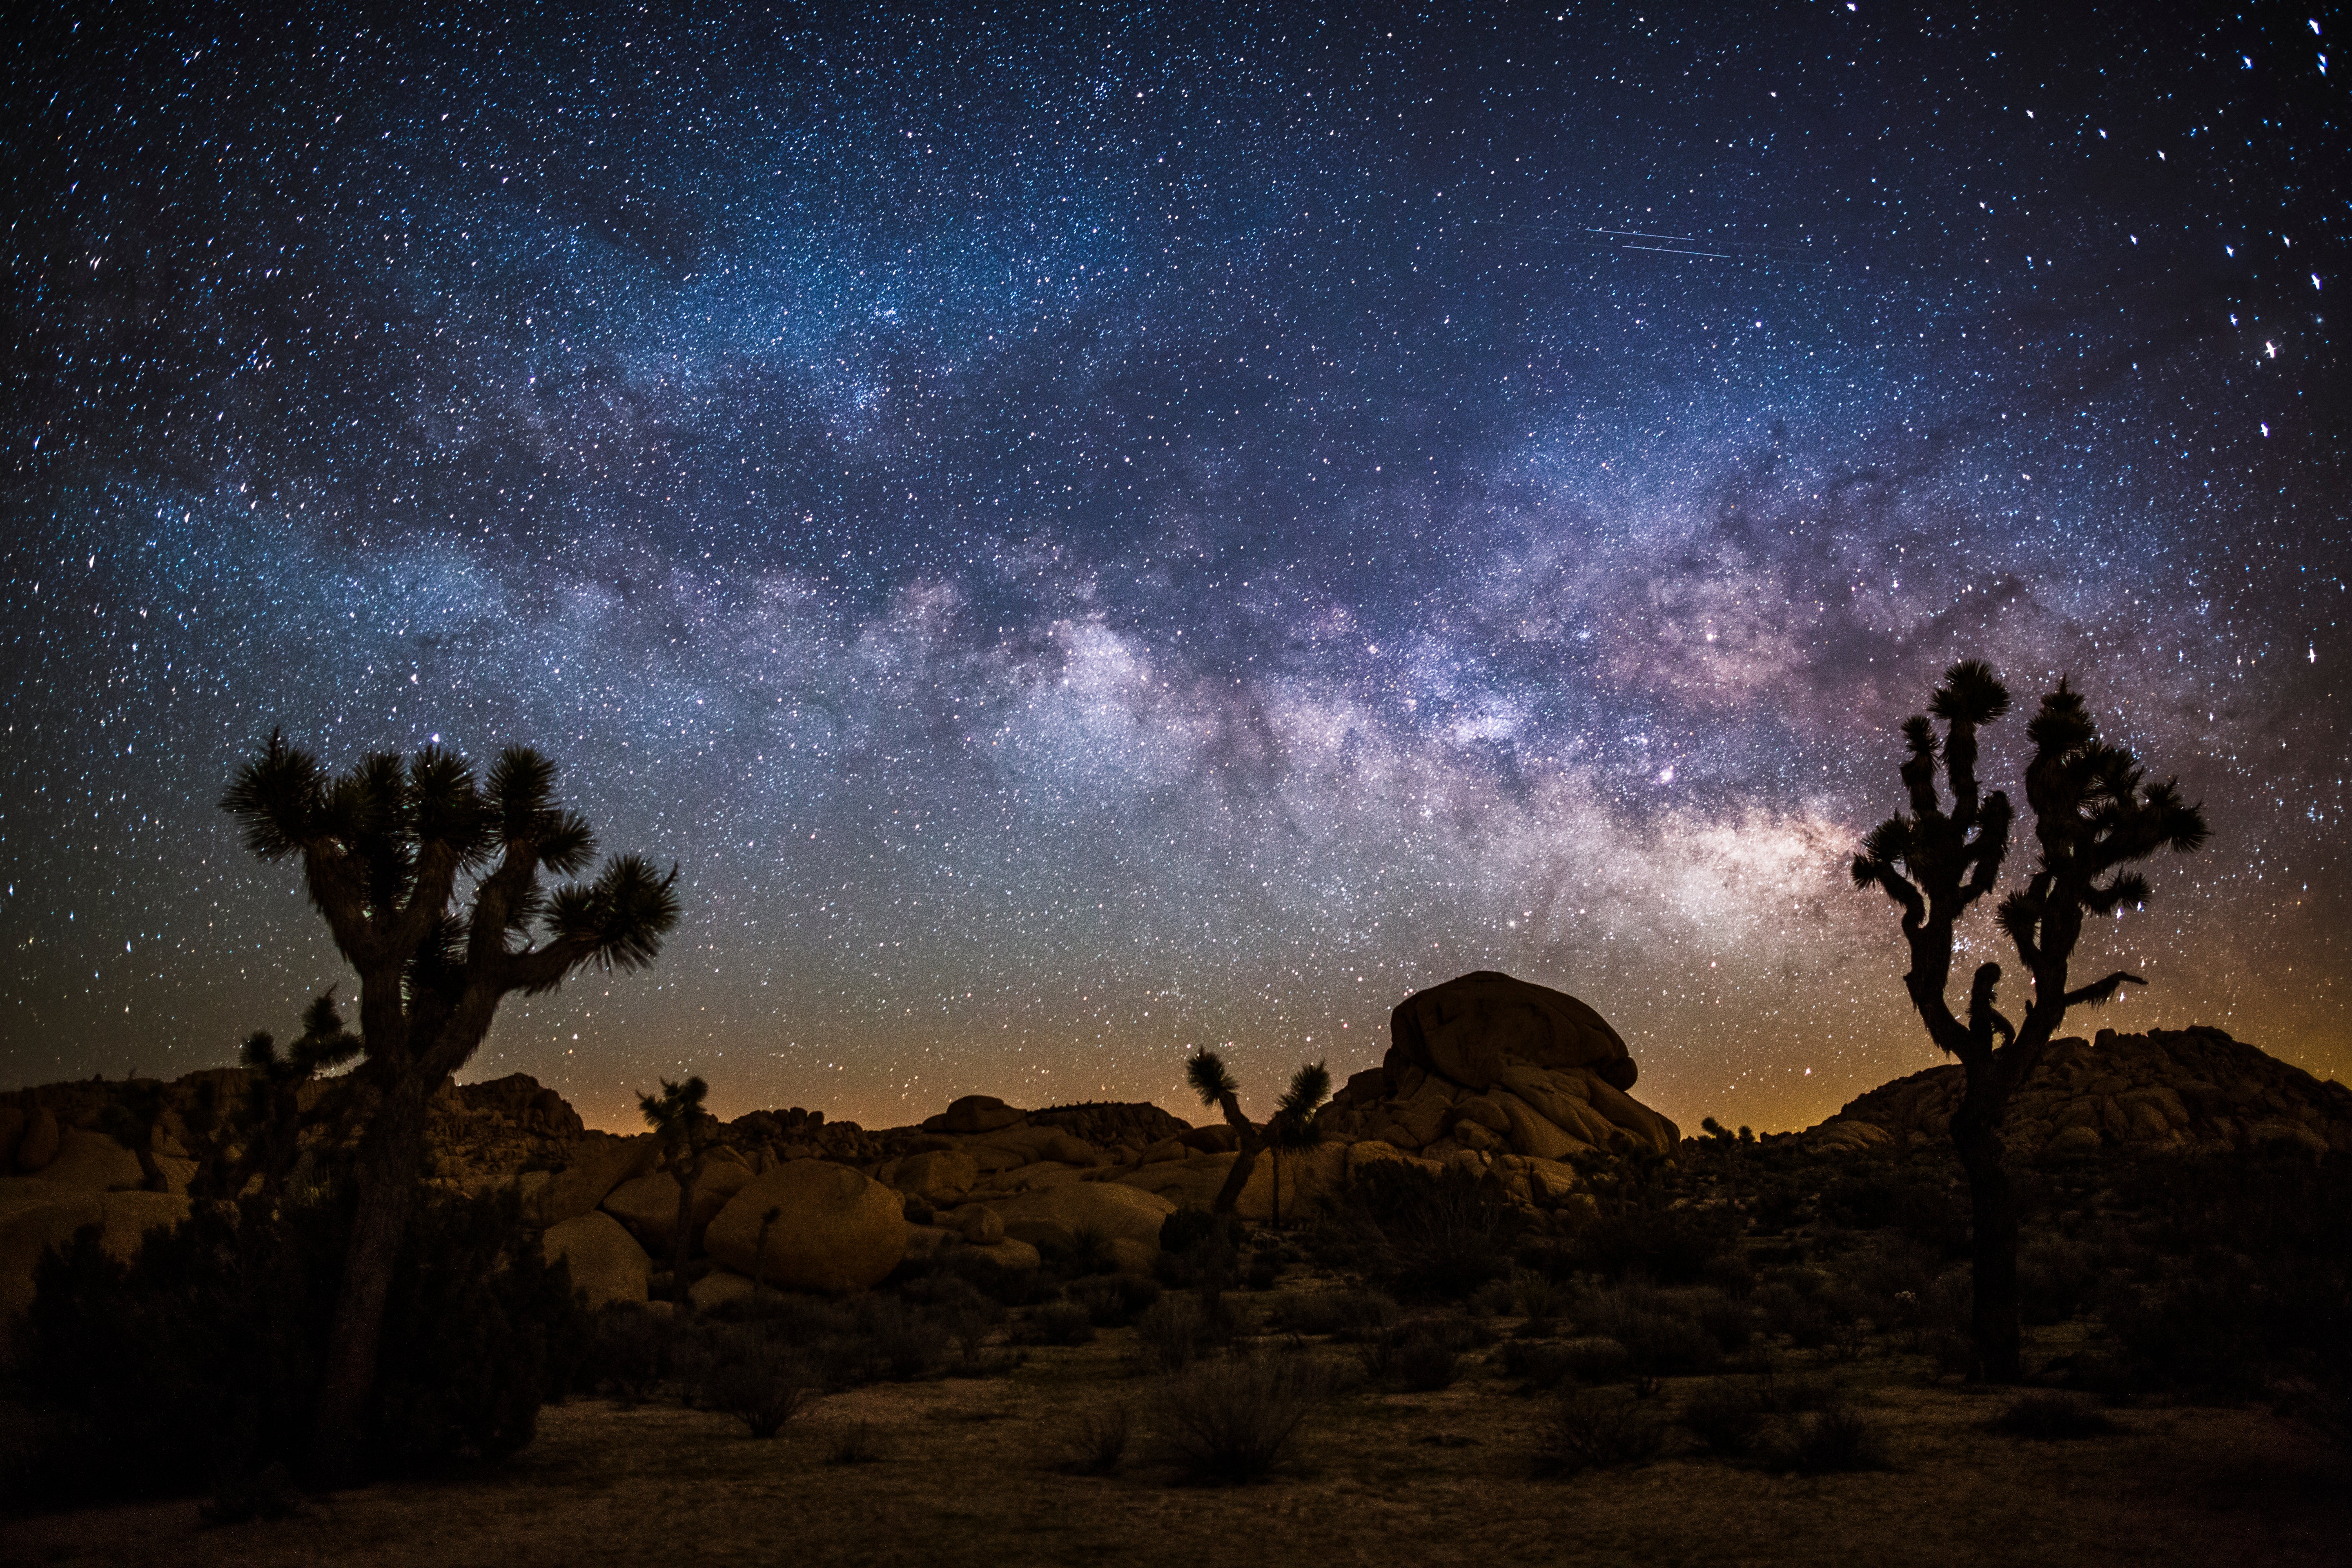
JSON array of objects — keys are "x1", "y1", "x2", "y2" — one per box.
[
  {"x1": 1849, "y1": 659, "x2": 2016, "y2": 941},
  {"x1": 1998, "y1": 682, "x2": 2209, "y2": 993},
  {"x1": 220, "y1": 732, "x2": 681, "y2": 1067}
]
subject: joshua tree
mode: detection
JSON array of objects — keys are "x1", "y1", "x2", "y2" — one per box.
[
  {"x1": 1265, "y1": 1062, "x2": 1332, "y2": 1228},
  {"x1": 1185, "y1": 1050, "x2": 1335, "y2": 1222},
  {"x1": 205, "y1": 989, "x2": 366, "y2": 1203},
  {"x1": 1852, "y1": 662, "x2": 2206, "y2": 1381},
  {"x1": 1185, "y1": 1049, "x2": 1267, "y2": 1217},
  {"x1": 221, "y1": 732, "x2": 681, "y2": 1479},
  {"x1": 639, "y1": 1074, "x2": 722, "y2": 1312}
]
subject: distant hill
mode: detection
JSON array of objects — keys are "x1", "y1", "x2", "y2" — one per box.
[{"x1": 1805, "y1": 1026, "x2": 2352, "y2": 1160}]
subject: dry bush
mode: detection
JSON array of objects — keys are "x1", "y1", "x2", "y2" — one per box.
[
  {"x1": 1533, "y1": 1389, "x2": 1667, "y2": 1477},
  {"x1": 1150, "y1": 1353, "x2": 1329, "y2": 1484},
  {"x1": 707, "y1": 1348, "x2": 817, "y2": 1439},
  {"x1": 1679, "y1": 1380, "x2": 1766, "y2": 1457},
  {"x1": 1786, "y1": 1404, "x2": 1891, "y2": 1473},
  {"x1": 1054, "y1": 1402, "x2": 1132, "y2": 1475}
]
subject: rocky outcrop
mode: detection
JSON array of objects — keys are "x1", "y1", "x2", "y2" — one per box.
[
  {"x1": 1312, "y1": 973, "x2": 1677, "y2": 1175},
  {"x1": 1389, "y1": 970, "x2": 1639, "y2": 1091},
  {"x1": 1808, "y1": 1026, "x2": 2352, "y2": 1159}
]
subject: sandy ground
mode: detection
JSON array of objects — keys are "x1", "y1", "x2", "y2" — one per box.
[{"x1": 6, "y1": 1332, "x2": 2347, "y2": 1568}]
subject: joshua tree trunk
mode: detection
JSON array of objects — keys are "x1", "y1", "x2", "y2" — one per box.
[
  {"x1": 1210, "y1": 1128, "x2": 1263, "y2": 1216},
  {"x1": 1951, "y1": 1093, "x2": 2021, "y2": 1381},
  {"x1": 669, "y1": 1153, "x2": 706, "y2": 1311},
  {"x1": 312, "y1": 1074, "x2": 432, "y2": 1479}
]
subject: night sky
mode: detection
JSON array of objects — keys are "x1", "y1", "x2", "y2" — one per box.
[{"x1": 5, "y1": 3, "x2": 2344, "y2": 1135}]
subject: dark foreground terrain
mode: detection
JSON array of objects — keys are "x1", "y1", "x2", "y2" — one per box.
[
  {"x1": 3, "y1": 1314, "x2": 2345, "y2": 1568},
  {"x1": 6, "y1": 1127, "x2": 2349, "y2": 1568}
]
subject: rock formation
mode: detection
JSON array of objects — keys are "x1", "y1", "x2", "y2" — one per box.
[{"x1": 1806, "y1": 1025, "x2": 2352, "y2": 1159}]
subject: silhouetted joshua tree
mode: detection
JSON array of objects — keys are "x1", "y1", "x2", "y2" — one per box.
[
  {"x1": 1852, "y1": 662, "x2": 2206, "y2": 1381},
  {"x1": 1265, "y1": 1062, "x2": 1333, "y2": 1228},
  {"x1": 1186, "y1": 1050, "x2": 1334, "y2": 1222},
  {"x1": 639, "y1": 1074, "x2": 722, "y2": 1312},
  {"x1": 1186, "y1": 1049, "x2": 1265, "y2": 1216},
  {"x1": 221, "y1": 732, "x2": 680, "y2": 1480},
  {"x1": 193, "y1": 989, "x2": 366, "y2": 1203}
]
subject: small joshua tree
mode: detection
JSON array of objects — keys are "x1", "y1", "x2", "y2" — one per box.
[
  {"x1": 1852, "y1": 661, "x2": 2206, "y2": 1381},
  {"x1": 222, "y1": 989, "x2": 366, "y2": 1203},
  {"x1": 1185, "y1": 1051, "x2": 1334, "y2": 1223},
  {"x1": 639, "y1": 1074, "x2": 722, "y2": 1312}
]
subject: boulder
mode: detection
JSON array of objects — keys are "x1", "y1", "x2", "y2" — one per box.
[
  {"x1": 544, "y1": 1134, "x2": 662, "y2": 1226},
  {"x1": 24, "y1": 1128, "x2": 147, "y2": 1192},
  {"x1": 545, "y1": 1211, "x2": 651, "y2": 1309},
  {"x1": 965, "y1": 1237, "x2": 1042, "y2": 1273},
  {"x1": 1105, "y1": 1236, "x2": 1156, "y2": 1275},
  {"x1": 933, "y1": 1095, "x2": 1024, "y2": 1135},
  {"x1": 1390, "y1": 971, "x2": 1635, "y2": 1092},
  {"x1": 891, "y1": 1149, "x2": 978, "y2": 1207},
  {"x1": 1388, "y1": 1078, "x2": 1457, "y2": 1147},
  {"x1": 14, "y1": 1107, "x2": 60, "y2": 1173},
  {"x1": 601, "y1": 1161, "x2": 756, "y2": 1256},
  {"x1": 992, "y1": 1181, "x2": 1176, "y2": 1250},
  {"x1": 704, "y1": 1161, "x2": 907, "y2": 1293},
  {"x1": 0, "y1": 1105, "x2": 21, "y2": 1168},
  {"x1": 688, "y1": 1267, "x2": 759, "y2": 1313},
  {"x1": 960, "y1": 1205, "x2": 1004, "y2": 1245},
  {"x1": 2043, "y1": 1125, "x2": 2102, "y2": 1158}
]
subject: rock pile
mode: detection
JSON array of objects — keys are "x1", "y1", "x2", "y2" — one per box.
[{"x1": 1807, "y1": 1026, "x2": 2352, "y2": 1160}]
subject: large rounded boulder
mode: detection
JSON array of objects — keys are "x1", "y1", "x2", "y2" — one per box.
[
  {"x1": 704, "y1": 1160, "x2": 907, "y2": 1293},
  {"x1": 1390, "y1": 971, "x2": 1635, "y2": 1092},
  {"x1": 543, "y1": 1210, "x2": 651, "y2": 1310}
]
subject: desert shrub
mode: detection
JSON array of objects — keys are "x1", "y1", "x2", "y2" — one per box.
[
  {"x1": 849, "y1": 1296, "x2": 951, "y2": 1381},
  {"x1": 1134, "y1": 1295, "x2": 1212, "y2": 1372},
  {"x1": 14, "y1": 1187, "x2": 581, "y2": 1507},
  {"x1": 1679, "y1": 1380, "x2": 1766, "y2": 1457},
  {"x1": 582, "y1": 1304, "x2": 676, "y2": 1402},
  {"x1": 707, "y1": 1346, "x2": 818, "y2": 1439},
  {"x1": 1582, "y1": 1287, "x2": 1721, "y2": 1378},
  {"x1": 1024, "y1": 1300, "x2": 1098, "y2": 1347},
  {"x1": 1993, "y1": 1392, "x2": 2116, "y2": 1440},
  {"x1": 1515, "y1": 1268, "x2": 1563, "y2": 1326},
  {"x1": 1368, "y1": 1329, "x2": 1460, "y2": 1392},
  {"x1": 1785, "y1": 1404, "x2": 1890, "y2": 1473},
  {"x1": 1151, "y1": 1353, "x2": 1329, "y2": 1484},
  {"x1": 1820, "y1": 1167, "x2": 1967, "y2": 1253},
  {"x1": 1336, "y1": 1164, "x2": 1523, "y2": 1301},
  {"x1": 1055, "y1": 1402, "x2": 1132, "y2": 1475},
  {"x1": 1556, "y1": 1336, "x2": 1633, "y2": 1385},
  {"x1": 1047, "y1": 1224, "x2": 1119, "y2": 1280},
  {"x1": 1533, "y1": 1389, "x2": 1666, "y2": 1476},
  {"x1": 1564, "y1": 1206, "x2": 1737, "y2": 1286},
  {"x1": 1500, "y1": 1340, "x2": 1579, "y2": 1393},
  {"x1": 1069, "y1": 1273, "x2": 1161, "y2": 1328}
]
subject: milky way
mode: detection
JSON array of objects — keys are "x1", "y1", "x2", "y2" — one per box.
[{"x1": 4, "y1": 5, "x2": 2344, "y2": 1132}]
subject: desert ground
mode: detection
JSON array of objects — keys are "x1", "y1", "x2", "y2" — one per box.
[{"x1": 6, "y1": 1296, "x2": 2346, "y2": 1568}]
